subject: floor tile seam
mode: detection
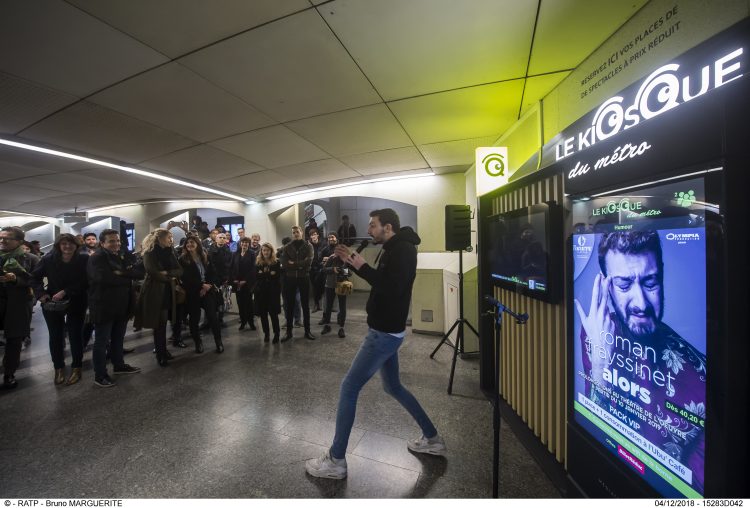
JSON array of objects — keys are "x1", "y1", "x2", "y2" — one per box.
[{"x1": 346, "y1": 450, "x2": 425, "y2": 475}]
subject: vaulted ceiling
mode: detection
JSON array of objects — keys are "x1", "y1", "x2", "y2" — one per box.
[{"x1": 0, "y1": 0, "x2": 647, "y2": 216}]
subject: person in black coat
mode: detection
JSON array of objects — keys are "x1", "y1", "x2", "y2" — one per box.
[
  {"x1": 31, "y1": 234, "x2": 89, "y2": 385},
  {"x1": 0, "y1": 226, "x2": 37, "y2": 389},
  {"x1": 231, "y1": 237, "x2": 256, "y2": 331},
  {"x1": 87, "y1": 229, "x2": 142, "y2": 387},
  {"x1": 207, "y1": 232, "x2": 232, "y2": 325},
  {"x1": 254, "y1": 242, "x2": 282, "y2": 343},
  {"x1": 178, "y1": 236, "x2": 223, "y2": 353},
  {"x1": 280, "y1": 226, "x2": 315, "y2": 341}
]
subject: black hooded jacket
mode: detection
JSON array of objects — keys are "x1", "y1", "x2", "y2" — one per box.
[{"x1": 352, "y1": 226, "x2": 420, "y2": 333}]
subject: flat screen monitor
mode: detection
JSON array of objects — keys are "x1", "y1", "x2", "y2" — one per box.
[
  {"x1": 486, "y1": 202, "x2": 561, "y2": 302},
  {"x1": 570, "y1": 175, "x2": 713, "y2": 498}
]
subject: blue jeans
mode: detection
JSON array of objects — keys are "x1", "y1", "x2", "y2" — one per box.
[
  {"x1": 93, "y1": 318, "x2": 128, "y2": 379},
  {"x1": 330, "y1": 329, "x2": 437, "y2": 459}
]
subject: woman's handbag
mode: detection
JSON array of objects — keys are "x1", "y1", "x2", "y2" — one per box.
[
  {"x1": 41, "y1": 299, "x2": 70, "y2": 313},
  {"x1": 335, "y1": 280, "x2": 353, "y2": 296}
]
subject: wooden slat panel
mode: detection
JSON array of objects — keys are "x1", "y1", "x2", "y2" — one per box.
[{"x1": 490, "y1": 173, "x2": 567, "y2": 464}]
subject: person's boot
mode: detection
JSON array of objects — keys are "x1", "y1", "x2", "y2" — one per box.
[
  {"x1": 263, "y1": 334, "x2": 270, "y2": 343},
  {"x1": 272, "y1": 333, "x2": 280, "y2": 344},
  {"x1": 304, "y1": 330, "x2": 317, "y2": 340},
  {"x1": 249, "y1": 319, "x2": 256, "y2": 331},
  {"x1": 338, "y1": 328, "x2": 346, "y2": 338},
  {"x1": 3, "y1": 375, "x2": 18, "y2": 389},
  {"x1": 321, "y1": 324, "x2": 331, "y2": 335},
  {"x1": 194, "y1": 337, "x2": 204, "y2": 354},
  {"x1": 239, "y1": 321, "x2": 246, "y2": 330},
  {"x1": 172, "y1": 338, "x2": 187, "y2": 348},
  {"x1": 67, "y1": 368, "x2": 82, "y2": 385},
  {"x1": 214, "y1": 336, "x2": 224, "y2": 353},
  {"x1": 156, "y1": 352, "x2": 169, "y2": 367},
  {"x1": 54, "y1": 368, "x2": 65, "y2": 385},
  {"x1": 281, "y1": 328, "x2": 293, "y2": 343}
]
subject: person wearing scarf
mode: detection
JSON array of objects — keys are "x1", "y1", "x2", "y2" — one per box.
[{"x1": 1, "y1": 226, "x2": 36, "y2": 389}]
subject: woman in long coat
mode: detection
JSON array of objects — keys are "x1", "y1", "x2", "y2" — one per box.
[
  {"x1": 137, "y1": 228, "x2": 182, "y2": 366},
  {"x1": 179, "y1": 235, "x2": 223, "y2": 353},
  {"x1": 254, "y1": 242, "x2": 282, "y2": 343},
  {"x1": 231, "y1": 237, "x2": 257, "y2": 330}
]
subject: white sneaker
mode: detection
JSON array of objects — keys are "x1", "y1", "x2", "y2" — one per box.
[
  {"x1": 305, "y1": 451, "x2": 347, "y2": 479},
  {"x1": 407, "y1": 434, "x2": 447, "y2": 456}
]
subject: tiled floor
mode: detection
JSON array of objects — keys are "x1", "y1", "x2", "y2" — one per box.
[{"x1": 0, "y1": 293, "x2": 560, "y2": 499}]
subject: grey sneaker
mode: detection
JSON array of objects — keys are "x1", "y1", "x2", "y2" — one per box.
[
  {"x1": 305, "y1": 451, "x2": 347, "y2": 479},
  {"x1": 407, "y1": 434, "x2": 447, "y2": 456}
]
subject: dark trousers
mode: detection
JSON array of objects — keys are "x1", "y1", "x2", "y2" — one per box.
[
  {"x1": 153, "y1": 312, "x2": 168, "y2": 355},
  {"x1": 284, "y1": 276, "x2": 310, "y2": 331},
  {"x1": 323, "y1": 287, "x2": 347, "y2": 327},
  {"x1": 93, "y1": 318, "x2": 128, "y2": 379},
  {"x1": 82, "y1": 321, "x2": 94, "y2": 349},
  {"x1": 43, "y1": 308, "x2": 85, "y2": 369},
  {"x1": 236, "y1": 284, "x2": 254, "y2": 325},
  {"x1": 186, "y1": 292, "x2": 221, "y2": 344},
  {"x1": 171, "y1": 304, "x2": 184, "y2": 341},
  {"x1": 2, "y1": 336, "x2": 23, "y2": 378},
  {"x1": 311, "y1": 270, "x2": 325, "y2": 305},
  {"x1": 258, "y1": 311, "x2": 280, "y2": 338}
]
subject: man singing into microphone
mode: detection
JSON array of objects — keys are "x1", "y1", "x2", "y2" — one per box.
[{"x1": 305, "y1": 208, "x2": 446, "y2": 480}]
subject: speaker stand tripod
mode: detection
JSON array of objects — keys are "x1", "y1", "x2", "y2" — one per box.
[{"x1": 430, "y1": 248, "x2": 479, "y2": 394}]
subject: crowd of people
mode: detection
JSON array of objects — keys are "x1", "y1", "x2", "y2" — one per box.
[
  {"x1": 0, "y1": 215, "x2": 354, "y2": 389},
  {"x1": 2, "y1": 208, "x2": 447, "y2": 479}
]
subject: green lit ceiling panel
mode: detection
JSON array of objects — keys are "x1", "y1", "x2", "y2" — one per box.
[
  {"x1": 520, "y1": 70, "x2": 571, "y2": 114},
  {"x1": 528, "y1": 0, "x2": 649, "y2": 75},
  {"x1": 388, "y1": 79, "x2": 525, "y2": 145}
]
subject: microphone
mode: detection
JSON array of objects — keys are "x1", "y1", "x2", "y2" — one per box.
[
  {"x1": 484, "y1": 295, "x2": 529, "y2": 324},
  {"x1": 355, "y1": 239, "x2": 369, "y2": 253}
]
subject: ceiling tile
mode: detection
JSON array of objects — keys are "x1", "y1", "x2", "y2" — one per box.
[
  {"x1": 0, "y1": 182, "x2": 68, "y2": 201},
  {"x1": 68, "y1": 0, "x2": 310, "y2": 58},
  {"x1": 0, "y1": 0, "x2": 168, "y2": 96},
  {"x1": 180, "y1": 9, "x2": 380, "y2": 122},
  {"x1": 0, "y1": 163, "x2": 53, "y2": 183},
  {"x1": 0, "y1": 73, "x2": 78, "y2": 135},
  {"x1": 389, "y1": 80, "x2": 525, "y2": 145},
  {"x1": 338, "y1": 147, "x2": 428, "y2": 175},
  {"x1": 419, "y1": 135, "x2": 499, "y2": 168},
  {"x1": 9, "y1": 171, "x2": 119, "y2": 193},
  {"x1": 274, "y1": 159, "x2": 360, "y2": 186},
  {"x1": 521, "y1": 71, "x2": 571, "y2": 114},
  {"x1": 320, "y1": 0, "x2": 537, "y2": 100},
  {"x1": 286, "y1": 104, "x2": 412, "y2": 156},
  {"x1": 528, "y1": 0, "x2": 648, "y2": 75},
  {"x1": 89, "y1": 63, "x2": 275, "y2": 142},
  {"x1": 213, "y1": 170, "x2": 299, "y2": 196},
  {"x1": 20, "y1": 101, "x2": 196, "y2": 164},
  {"x1": 142, "y1": 144, "x2": 265, "y2": 184},
  {"x1": 0, "y1": 144, "x2": 91, "y2": 177},
  {"x1": 210, "y1": 125, "x2": 329, "y2": 169}
]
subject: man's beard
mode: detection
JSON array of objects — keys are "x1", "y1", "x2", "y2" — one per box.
[{"x1": 615, "y1": 306, "x2": 660, "y2": 338}]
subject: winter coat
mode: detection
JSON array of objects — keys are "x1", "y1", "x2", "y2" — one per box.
[
  {"x1": 135, "y1": 246, "x2": 182, "y2": 329},
  {"x1": 231, "y1": 250, "x2": 256, "y2": 287},
  {"x1": 254, "y1": 261, "x2": 281, "y2": 315},
  {"x1": 208, "y1": 244, "x2": 232, "y2": 283},
  {"x1": 31, "y1": 251, "x2": 89, "y2": 314},
  {"x1": 280, "y1": 240, "x2": 313, "y2": 278},
  {"x1": 352, "y1": 226, "x2": 420, "y2": 333},
  {"x1": 0, "y1": 252, "x2": 35, "y2": 338},
  {"x1": 87, "y1": 249, "x2": 137, "y2": 323},
  {"x1": 179, "y1": 255, "x2": 222, "y2": 309}
]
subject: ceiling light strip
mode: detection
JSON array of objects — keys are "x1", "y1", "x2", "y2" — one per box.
[
  {"x1": 267, "y1": 172, "x2": 435, "y2": 201},
  {"x1": 0, "y1": 138, "x2": 252, "y2": 202}
]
